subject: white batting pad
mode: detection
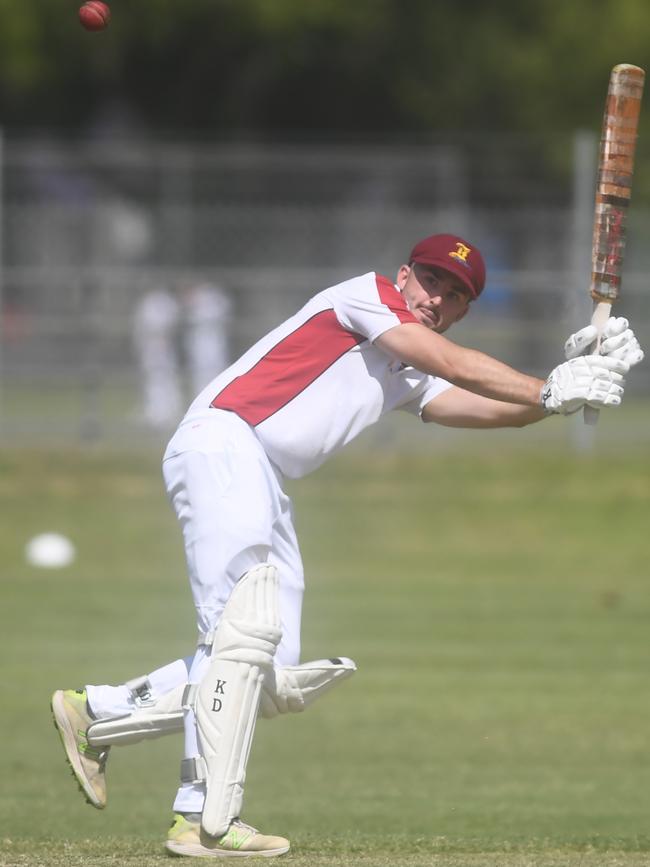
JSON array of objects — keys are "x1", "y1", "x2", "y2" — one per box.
[
  {"x1": 260, "y1": 657, "x2": 357, "y2": 718},
  {"x1": 87, "y1": 683, "x2": 185, "y2": 746},
  {"x1": 87, "y1": 655, "x2": 357, "y2": 747},
  {"x1": 196, "y1": 564, "x2": 281, "y2": 837}
]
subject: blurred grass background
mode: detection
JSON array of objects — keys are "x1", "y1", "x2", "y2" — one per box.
[{"x1": 1, "y1": 434, "x2": 649, "y2": 865}]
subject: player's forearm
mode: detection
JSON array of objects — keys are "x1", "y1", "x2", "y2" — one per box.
[
  {"x1": 422, "y1": 387, "x2": 548, "y2": 428},
  {"x1": 436, "y1": 402, "x2": 547, "y2": 428},
  {"x1": 376, "y1": 324, "x2": 544, "y2": 406},
  {"x1": 440, "y1": 345, "x2": 544, "y2": 406}
]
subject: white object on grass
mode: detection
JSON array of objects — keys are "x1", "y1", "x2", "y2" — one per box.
[{"x1": 25, "y1": 533, "x2": 76, "y2": 569}]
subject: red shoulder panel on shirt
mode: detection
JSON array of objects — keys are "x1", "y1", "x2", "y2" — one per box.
[
  {"x1": 211, "y1": 309, "x2": 364, "y2": 426},
  {"x1": 374, "y1": 274, "x2": 418, "y2": 324}
]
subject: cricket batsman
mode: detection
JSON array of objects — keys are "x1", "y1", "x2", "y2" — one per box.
[{"x1": 51, "y1": 233, "x2": 644, "y2": 858}]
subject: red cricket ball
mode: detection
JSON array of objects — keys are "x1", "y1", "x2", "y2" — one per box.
[{"x1": 79, "y1": 1, "x2": 111, "y2": 32}]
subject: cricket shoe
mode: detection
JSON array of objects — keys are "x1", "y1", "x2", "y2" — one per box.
[
  {"x1": 165, "y1": 813, "x2": 290, "y2": 858},
  {"x1": 51, "y1": 688, "x2": 109, "y2": 809}
]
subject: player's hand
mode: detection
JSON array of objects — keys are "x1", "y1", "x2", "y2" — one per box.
[
  {"x1": 564, "y1": 317, "x2": 644, "y2": 367},
  {"x1": 540, "y1": 355, "x2": 628, "y2": 415}
]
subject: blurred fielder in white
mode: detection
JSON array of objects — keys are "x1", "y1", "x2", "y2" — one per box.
[
  {"x1": 182, "y1": 281, "x2": 232, "y2": 394},
  {"x1": 52, "y1": 233, "x2": 644, "y2": 859},
  {"x1": 132, "y1": 285, "x2": 183, "y2": 430}
]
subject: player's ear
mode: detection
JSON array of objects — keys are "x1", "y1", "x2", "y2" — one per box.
[{"x1": 396, "y1": 264, "x2": 411, "y2": 288}]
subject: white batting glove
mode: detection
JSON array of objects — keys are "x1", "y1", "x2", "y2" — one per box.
[
  {"x1": 540, "y1": 355, "x2": 628, "y2": 415},
  {"x1": 564, "y1": 317, "x2": 644, "y2": 367}
]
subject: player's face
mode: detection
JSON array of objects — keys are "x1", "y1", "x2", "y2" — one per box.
[{"x1": 397, "y1": 263, "x2": 471, "y2": 333}]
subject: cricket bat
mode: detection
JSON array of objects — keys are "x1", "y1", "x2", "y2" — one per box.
[{"x1": 584, "y1": 63, "x2": 645, "y2": 425}]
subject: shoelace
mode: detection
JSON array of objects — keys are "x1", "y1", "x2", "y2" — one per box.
[{"x1": 231, "y1": 819, "x2": 257, "y2": 834}]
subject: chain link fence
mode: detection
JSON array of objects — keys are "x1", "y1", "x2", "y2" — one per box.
[{"x1": 1, "y1": 132, "x2": 648, "y2": 447}]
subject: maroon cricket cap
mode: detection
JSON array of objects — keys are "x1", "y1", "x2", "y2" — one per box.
[{"x1": 409, "y1": 233, "x2": 486, "y2": 299}]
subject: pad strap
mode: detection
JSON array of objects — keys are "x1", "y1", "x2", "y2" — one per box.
[
  {"x1": 180, "y1": 756, "x2": 207, "y2": 784},
  {"x1": 181, "y1": 682, "x2": 198, "y2": 710},
  {"x1": 125, "y1": 675, "x2": 155, "y2": 707},
  {"x1": 197, "y1": 629, "x2": 217, "y2": 648}
]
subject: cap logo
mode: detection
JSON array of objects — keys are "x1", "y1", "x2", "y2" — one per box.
[{"x1": 449, "y1": 242, "x2": 472, "y2": 268}]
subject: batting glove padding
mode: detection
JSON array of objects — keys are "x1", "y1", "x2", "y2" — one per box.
[
  {"x1": 541, "y1": 356, "x2": 628, "y2": 415},
  {"x1": 564, "y1": 317, "x2": 645, "y2": 368}
]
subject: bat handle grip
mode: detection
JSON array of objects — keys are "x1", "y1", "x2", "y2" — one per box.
[{"x1": 582, "y1": 301, "x2": 612, "y2": 426}]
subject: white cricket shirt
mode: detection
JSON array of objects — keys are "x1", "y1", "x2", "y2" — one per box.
[{"x1": 183, "y1": 272, "x2": 453, "y2": 478}]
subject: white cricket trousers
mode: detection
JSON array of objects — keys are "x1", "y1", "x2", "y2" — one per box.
[
  {"x1": 162, "y1": 408, "x2": 304, "y2": 666},
  {"x1": 162, "y1": 409, "x2": 305, "y2": 814}
]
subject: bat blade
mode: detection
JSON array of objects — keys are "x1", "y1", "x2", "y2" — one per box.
[{"x1": 584, "y1": 63, "x2": 644, "y2": 426}]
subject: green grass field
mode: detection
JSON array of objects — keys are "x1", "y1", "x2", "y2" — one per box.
[{"x1": 1, "y1": 437, "x2": 650, "y2": 867}]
